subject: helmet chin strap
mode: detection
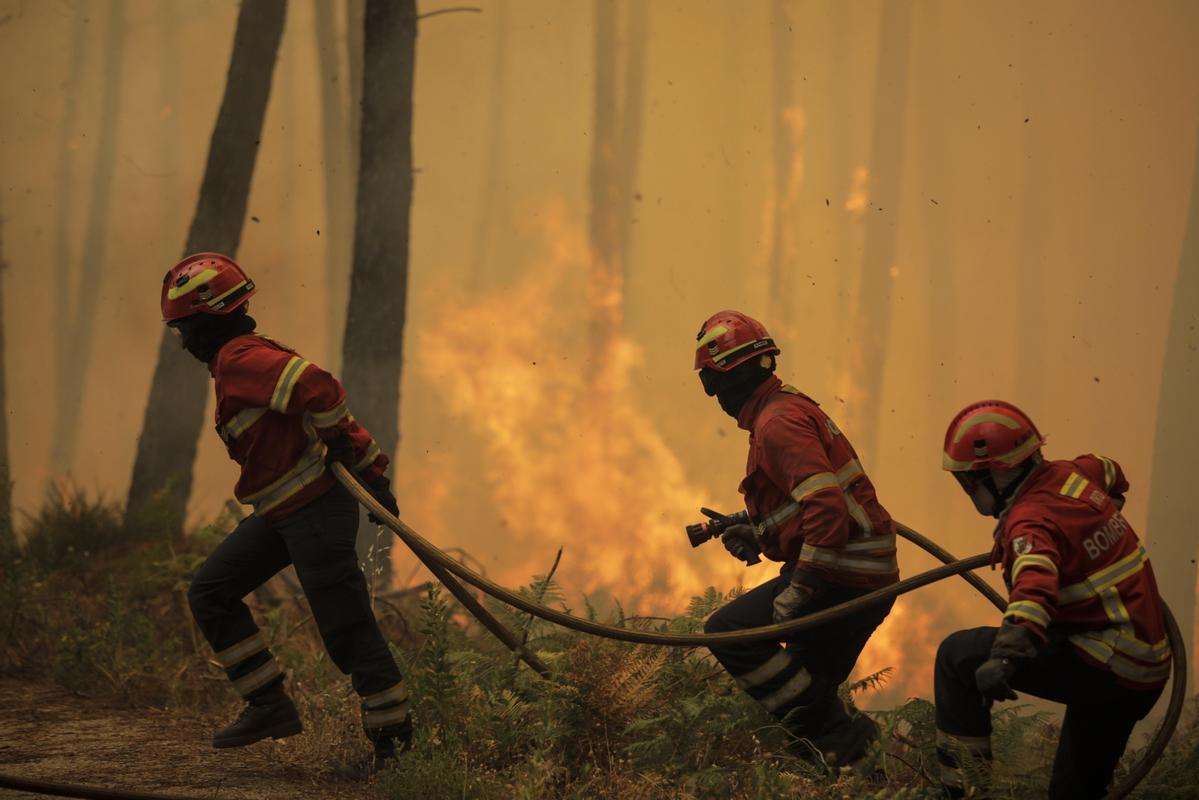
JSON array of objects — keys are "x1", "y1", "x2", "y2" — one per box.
[{"x1": 981, "y1": 458, "x2": 1039, "y2": 519}]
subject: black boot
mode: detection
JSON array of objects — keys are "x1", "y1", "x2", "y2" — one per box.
[
  {"x1": 357, "y1": 719, "x2": 413, "y2": 779},
  {"x1": 212, "y1": 680, "x2": 302, "y2": 748}
]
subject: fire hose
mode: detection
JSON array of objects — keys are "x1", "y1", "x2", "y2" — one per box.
[
  {"x1": 0, "y1": 473, "x2": 1185, "y2": 800},
  {"x1": 336, "y1": 464, "x2": 1187, "y2": 799}
]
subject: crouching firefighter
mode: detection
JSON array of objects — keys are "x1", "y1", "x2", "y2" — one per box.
[
  {"x1": 934, "y1": 400, "x2": 1170, "y2": 799},
  {"x1": 694, "y1": 310, "x2": 899, "y2": 769},
  {"x1": 162, "y1": 253, "x2": 412, "y2": 771}
]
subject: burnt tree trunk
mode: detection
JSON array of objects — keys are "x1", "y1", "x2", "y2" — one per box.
[
  {"x1": 340, "y1": 0, "x2": 417, "y2": 580},
  {"x1": 50, "y1": 0, "x2": 127, "y2": 474},
  {"x1": 844, "y1": 0, "x2": 912, "y2": 461},
  {"x1": 1147, "y1": 126, "x2": 1199, "y2": 675},
  {"x1": 125, "y1": 0, "x2": 287, "y2": 529}
]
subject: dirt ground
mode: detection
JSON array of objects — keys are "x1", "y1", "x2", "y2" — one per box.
[{"x1": 0, "y1": 679, "x2": 384, "y2": 800}]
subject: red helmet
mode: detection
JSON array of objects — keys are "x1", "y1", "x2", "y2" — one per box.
[
  {"x1": 161, "y1": 252, "x2": 256, "y2": 322},
  {"x1": 694, "y1": 310, "x2": 780, "y2": 372},
  {"x1": 943, "y1": 400, "x2": 1045, "y2": 472}
]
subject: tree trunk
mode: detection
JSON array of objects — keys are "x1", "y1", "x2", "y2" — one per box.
[
  {"x1": 587, "y1": 0, "x2": 646, "y2": 365},
  {"x1": 765, "y1": 0, "x2": 796, "y2": 335},
  {"x1": 315, "y1": 0, "x2": 356, "y2": 368},
  {"x1": 1146, "y1": 127, "x2": 1199, "y2": 679},
  {"x1": 49, "y1": 0, "x2": 126, "y2": 475},
  {"x1": 125, "y1": 0, "x2": 288, "y2": 530},
  {"x1": 0, "y1": 214, "x2": 11, "y2": 547},
  {"x1": 340, "y1": 0, "x2": 417, "y2": 580},
  {"x1": 844, "y1": 0, "x2": 913, "y2": 461}
]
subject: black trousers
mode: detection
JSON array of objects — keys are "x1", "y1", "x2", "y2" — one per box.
[
  {"x1": 704, "y1": 573, "x2": 894, "y2": 738},
  {"x1": 935, "y1": 626, "x2": 1161, "y2": 799},
  {"x1": 188, "y1": 483, "x2": 403, "y2": 705}
]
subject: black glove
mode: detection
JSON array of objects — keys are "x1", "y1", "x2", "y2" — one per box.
[
  {"x1": 324, "y1": 434, "x2": 356, "y2": 469},
  {"x1": 720, "y1": 524, "x2": 762, "y2": 564},
  {"x1": 975, "y1": 622, "x2": 1038, "y2": 703},
  {"x1": 772, "y1": 570, "x2": 826, "y2": 624},
  {"x1": 366, "y1": 475, "x2": 399, "y2": 525}
]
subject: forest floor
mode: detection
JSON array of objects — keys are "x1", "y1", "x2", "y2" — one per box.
[{"x1": 0, "y1": 678, "x2": 381, "y2": 800}]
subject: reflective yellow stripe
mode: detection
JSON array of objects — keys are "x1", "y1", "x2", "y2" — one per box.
[
  {"x1": 952, "y1": 412, "x2": 1023, "y2": 443},
  {"x1": 936, "y1": 730, "x2": 992, "y2": 754},
  {"x1": 735, "y1": 651, "x2": 792, "y2": 690},
  {"x1": 363, "y1": 682, "x2": 410, "y2": 709},
  {"x1": 363, "y1": 702, "x2": 410, "y2": 729},
  {"x1": 1011, "y1": 554, "x2": 1058, "y2": 581},
  {"x1": 1092, "y1": 454, "x2": 1116, "y2": 490},
  {"x1": 761, "y1": 667, "x2": 813, "y2": 712},
  {"x1": 232, "y1": 659, "x2": 282, "y2": 698},
  {"x1": 166, "y1": 268, "x2": 220, "y2": 300},
  {"x1": 1069, "y1": 634, "x2": 1172, "y2": 684},
  {"x1": 835, "y1": 459, "x2": 864, "y2": 487},
  {"x1": 355, "y1": 440, "x2": 383, "y2": 472},
  {"x1": 205, "y1": 279, "x2": 248, "y2": 308},
  {"x1": 309, "y1": 401, "x2": 349, "y2": 429},
  {"x1": 762, "y1": 499, "x2": 801, "y2": 531},
  {"x1": 214, "y1": 632, "x2": 268, "y2": 668},
  {"x1": 791, "y1": 472, "x2": 839, "y2": 503},
  {"x1": 710, "y1": 339, "x2": 764, "y2": 365},
  {"x1": 695, "y1": 324, "x2": 729, "y2": 349},
  {"x1": 1060, "y1": 472, "x2": 1089, "y2": 499},
  {"x1": 1005, "y1": 600, "x2": 1051, "y2": 628},
  {"x1": 220, "y1": 407, "x2": 267, "y2": 442},
  {"x1": 845, "y1": 494, "x2": 874, "y2": 537},
  {"x1": 799, "y1": 543, "x2": 898, "y2": 574},
  {"x1": 269, "y1": 357, "x2": 311, "y2": 413},
  {"x1": 1059, "y1": 546, "x2": 1148, "y2": 604}
]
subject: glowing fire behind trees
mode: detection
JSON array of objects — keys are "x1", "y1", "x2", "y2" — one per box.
[{"x1": 411, "y1": 199, "x2": 938, "y2": 703}]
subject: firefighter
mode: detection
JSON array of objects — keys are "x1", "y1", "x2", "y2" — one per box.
[
  {"x1": 934, "y1": 400, "x2": 1170, "y2": 799},
  {"x1": 695, "y1": 310, "x2": 899, "y2": 769},
  {"x1": 162, "y1": 253, "x2": 411, "y2": 771}
]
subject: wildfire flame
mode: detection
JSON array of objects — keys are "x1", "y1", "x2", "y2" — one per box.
[{"x1": 413, "y1": 200, "x2": 746, "y2": 612}]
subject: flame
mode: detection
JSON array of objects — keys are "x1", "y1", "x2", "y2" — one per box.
[
  {"x1": 851, "y1": 600, "x2": 938, "y2": 702},
  {"x1": 414, "y1": 199, "x2": 746, "y2": 612}
]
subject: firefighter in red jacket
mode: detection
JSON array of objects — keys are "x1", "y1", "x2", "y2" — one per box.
[
  {"x1": 695, "y1": 311, "x2": 899, "y2": 768},
  {"x1": 162, "y1": 253, "x2": 410, "y2": 769},
  {"x1": 935, "y1": 400, "x2": 1170, "y2": 799}
]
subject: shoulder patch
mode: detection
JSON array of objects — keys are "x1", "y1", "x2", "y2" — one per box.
[{"x1": 1011, "y1": 536, "x2": 1032, "y2": 556}]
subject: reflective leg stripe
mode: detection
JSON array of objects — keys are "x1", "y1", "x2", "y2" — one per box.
[
  {"x1": 362, "y1": 682, "x2": 410, "y2": 710},
  {"x1": 232, "y1": 659, "x2": 283, "y2": 698},
  {"x1": 761, "y1": 667, "x2": 813, "y2": 712},
  {"x1": 936, "y1": 730, "x2": 992, "y2": 756},
  {"x1": 733, "y1": 651, "x2": 792, "y2": 691},
  {"x1": 363, "y1": 701, "x2": 411, "y2": 729},
  {"x1": 213, "y1": 632, "x2": 268, "y2": 669}
]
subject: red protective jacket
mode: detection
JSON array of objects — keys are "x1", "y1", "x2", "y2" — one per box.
[
  {"x1": 736, "y1": 376, "x2": 899, "y2": 588},
  {"x1": 210, "y1": 333, "x2": 388, "y2": 521},
  {"x1": 994, "y1": 454, "x2": 1170, "y2": 689}
]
